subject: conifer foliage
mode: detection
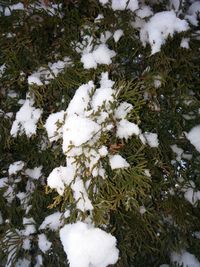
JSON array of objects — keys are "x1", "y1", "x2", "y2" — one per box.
[{"x1": 0, "y1": 0, "x2": 200, "y2": 266}]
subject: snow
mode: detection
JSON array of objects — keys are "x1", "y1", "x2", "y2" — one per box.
[
  {"x1": 8, "y1": 161, "x2": 25, "y2": 175},
  {"x1": 28, "y1": 57, "x2": 71, "y2": 85},
  {"x1": 34, "y1": 255, "x2": 43, "y2": 267},
  {"x1": 21, "y1": 217, "x2": 36, "y2": 236},
  {"x1": 10, "y1": 95, "x2": 42, "y2": 138},
  {"x1": 25, "y1": 166, "x2": 42, "y2": 180},
  {"x1": 81, "y1": 53, "x2": 97, "y2": 69},
  {"x1": 171, "y1": 144, "x2": 183, "y2": 162},
  {"x1": 109, "y1": 154, "x2": 130, "y2": 170},
  {"x1": 45, "y1": 110, "x2": 65, "y2": 142},
  {"x1": 93, "y1": 44, "x2": 116, "y2": 65},
  {"x1": 4, "y1": 3, "x2": 24, "y2": 16},
  {"x1": 91, "y1": 89, "x2": 114, "y2": 112},
  {"x1": 100, "y1": 31, "x2": 112, "y2": 43},
  {"x1": 113, "y1": 29, "x2": 124, "y2": 42},
  {"x1": 194, "y1": 232, "x2": 200, "y2": 239},
  {"x1": 140, "y1": 11, "x2": 189, "y2": 54},
  {"x1": 29, "y1": 2, "x2": 62, "y2": 17},
  {"x1": 47, "y1": 166, "x2": 93, "y2": 211},
  {"x1": 38, "y1": 234, "x2": 52, "y2": 253},
  {"x1": 71, "y1": 178, "x2": 94, "y2": 211},
  {"x1": 111, "y1": 0, "x2": 139, "y2": 12},
  {"x1": 3, "y1": 185, "x2": 15, "y2": 204},
  {"x1": 182, "y1": 181, "x2": 200, "y2": 206},
  {"x1": 186, "y1": 125, "x2": 200, "y2": 153},
  {"x1": 39, "y1": 212, "x2": 64, "y2": 231},
  {"x1": 47, "y1": 166, "x2": 74, "y2": 195},
  {"x1": 98, "y1": 146, "x2": 108, "y2": 157},
  {"x1": 95, "y1": 14, "x2": 104, "y2": 21},
  {"x1": 22, "y1": 238, "x2": 31, "y2": 250},
  {"x1": 0, "y1": 211, "x2": 3, "y2": 224},
  {"x1": 7, "y1": 90, "x2": 18, "y2": 98},
  {"x1": 81, "y1": 44, "x2": 116, "y2": 69},
  {"x1": 45, "y1": 72, "x2": 136, "y2": 212},
  {"x1": 114, "y1": 102, "x2": 133, "y2": 119},
  {"x1": 154, "y1": 75, "x2": 162, "y2": 88},
  {"x1": 59, "y1": 222, "x2": 119, "y2": 267},
  {"x1": 136, "y1": 5, "x2": 153, "y2": 18},
  {"x1": 170, "y1": 0, "x2": 180, "y2": 11},
  {"x1": 63, "y1": 115, "x2": 101, "y2": 150},
  {"x1": 139, "y1": 206, "x2": 147, "y2": 215},
  {"x1": 116, "y1": 119, "x2": 140, "y2": 139},
  {"x1": 99, "y1": 0, "x2": 109, "y2": 4},
  {"x1": 186, "y1": 1, "x2": 200, "y2": 26},
  {"x1": 144, "y1": 132, "x2": 159, "y2": 147},
  {"x1": 67, "y1": 82, "x2": 94, "y2": 116},
  {"x1": 15, "y1": 258, "x2": 30, "y2": 267},
  {"x1": 0, "y1": 63, "x2": 6, "y2": 77},
  {"x1": 16, "y1": 192, "x2": 29, "y2": 209},
  {"x1": 181, "y1": 38, "x2": 190, "y2": 49},
  {"x1": 184, "y1": 187, "x2": 200, "y2": 206},
  {"x1": 171, "y1": 250, "x2": 200, "y2": 267}
]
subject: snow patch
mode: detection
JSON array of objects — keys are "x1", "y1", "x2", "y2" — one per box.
[
  {"x1": 144, "y1": 132, "x2": 159, "y2": 147},
  {"x1": 109, "y1": 154, "x2": 130, "y2": 170},
  {"x1": 186, "y1": 125, "x2": 200, "y2": 153},
  {"x1": 10, "y1": 94, "x2": 42, "y2": 138},
  {"x1": 59, "y1": 222, "x2": 119, "y2": 267},
  {"x1": 171, "y1": 250, "x2": 200, "y2": 267},
  {"x1": 140, "y1": 11, "x2": 188, "y2": 54},
  {"x1": 8, "y1": 161, "x2": 25, "y2": 176},
  {"x1": 38, "y1": 234, "x2": 52, "y2": 253},
  {"x1": 39, "y1": 212, "x2": 64, "y2": 231}
]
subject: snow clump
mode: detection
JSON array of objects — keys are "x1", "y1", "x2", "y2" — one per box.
[
  {"x1": 144, "y1": 132, "x2": 159, "y2": 147},
  {"x1": 8, "y1": 161, "x2": 25, "y2": 176},
  {"x1": 182, "y1": 180, "x2": 200, "y2": 206},
  {"x1": 109, "y1": 155, "x2": 130, "y2": 170},
  {"x1": 59, "y1": 222, "x2": 119, "y2": 267},
  {"x1": 186, "y1": 125, "x2": 200, "y2": 153},
  {"x1": 39, "y1": 212, "x2": 64, "y2": 231},
  {"x1": 140, "y1": 10, "x2": 189, "y2": 54},
  {"x1": 45, "y1": 72, "x2": 140, "y2": 211},
  {"x1": 10, "y1": 94, "x2": 42, "y2": 138},
  {"x1": 38, "y1": 234, "x2": 52, "y2": 253},
  {"x1": 185, "y1": 1, "x2": 200, "y2": 26},
  {"x1": 113, "y1": 29, "x2": 124, "y2": 42},
  {"x1": 171, "y1": 250, "x2": 200, "y2": 267},
  {"x1": 99, "y1": 0, "x2": 139, "y2": 12},
  {"x1": 81, "y1": 44, "x2": 116, "y2": 69}
]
